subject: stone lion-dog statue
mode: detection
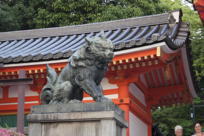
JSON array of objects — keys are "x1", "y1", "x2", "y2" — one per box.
[{"x1": 40, "y1": 33, "x2": 114, "y2": 104}]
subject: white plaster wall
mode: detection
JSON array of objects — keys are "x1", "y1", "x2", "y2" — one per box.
[
  {"x1": 101, "y1": 78, "x2": 118, "y2": 90},
  {"x1": 0, "y1": 87, "x2": 3, "y2": 98},
  {"x1": 8, "y1": 85, "x2": 38, "y2": 98},
  {"x1": 129, "y1": 112, "x2": 148, "y2": 136},
  {"x1": 129, "y1": 83, "x2": 146, "y2": 106}
]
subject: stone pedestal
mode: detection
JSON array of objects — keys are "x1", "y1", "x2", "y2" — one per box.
[{"x1": 27, "y1": 102, "x2": 128, "y2": 136}]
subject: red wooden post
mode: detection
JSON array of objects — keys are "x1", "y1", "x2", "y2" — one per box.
[
  {"x1": 147, "y1": 105, "x2": 152, "y2": 136},
  {"x1": 117, "y1": 82, "x2": 130, "y2": 136},
  {"x1": 17, "y1": 70, "x2": 26, "y2": 134}
]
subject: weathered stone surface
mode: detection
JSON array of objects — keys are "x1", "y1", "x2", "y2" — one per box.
[
  {"x1": 30, "y1": 102, "x2": 123, "y2": 117},
  {"x1": 28, "y1": 123, "x2": 41, "y2": 135},
  {"x1": 41, "y1": 121, "x2": 99, "y2": 136},
  {"x1": 28, "y1": 103, "x2": 128, "y2": 136}
]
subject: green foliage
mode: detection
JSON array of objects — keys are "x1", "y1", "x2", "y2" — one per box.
[
  {"x1": 0, "y1": 3, "x2": 20, "y2": 31},
  {"x1": 153, "y1": 105, "x2": 193, "y2": 136},
  {"x1": 0, "y1": 0, "x2": 166, "y2": 30},
  {"x1": 34, "y1": 0, "x2": 165, "y2": 28},
  {"x1": 0, "y1": 0, "x2": 35, "y2": 31},
  {"x1": 192, "y1": 39, "x2": 204, "y2": 82}
]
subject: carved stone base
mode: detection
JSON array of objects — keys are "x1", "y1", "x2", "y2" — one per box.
[{"x1": 27, "y1": 102, "x2": 128, "y2": 136}]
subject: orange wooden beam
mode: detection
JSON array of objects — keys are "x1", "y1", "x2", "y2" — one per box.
[
  {"x1": 148, "y1": 71, "x2": 156, "y2": 88},
  {"x1": 133, "y1": 79, "x2": 150, "y2": 96},
  {"x1": 158, "y1": 68, "x2": 166, "y2": 86},
  {"x1": 169, "y1": 63, "x2": 177, "y2": 85},
  {"x1": 0, "y1": 62, "x2": 67, "y2": 73},
  {"x1": 0, "y1": 49, "x2": 157, "y2": 73},
  {"x1": 0, "y1": 103, "x2": 39, "y2": 112},
  {"x1": 133, "y1": 79, "x2": 158, "y2": 108},
  {"x1": 129, "y1": 93, "x2": 147, "y2": 113},
  {"x1": 107, "y1": 62, "x2": 165, "y2": 76},
  {"x1": 0, "y1": 96, "x2": 39, "y2": 103},
  {"x1": 108, "y1": 73, "x2": 138, "y2": 84},
  {"x1": 143, "y1": 72, "x2": 151, "y2": 88},
  {"x1": 156, "y1": 46, "x2": 178, "y2": 63},
  {"x1": 152, "y1": 70, "x2": 161, "y2": 87},
  {"x1": 164, "y1": 64, "x2": 173, "y2": 86},
  {"x1": 30, "y1": 85, "x2": 43, "y2": 93},
  {"x1": 149, "y1": 85, "x2": 185, "y2": 97},
  {"x1": 113, "y1": 49, "x2": 156, "y2": 62},
  {"x1": 130, "y1": 99, "x2": 152, "y2": 124}
]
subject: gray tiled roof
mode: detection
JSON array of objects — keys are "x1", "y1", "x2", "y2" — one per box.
[{"x1": 0, "y1": 10, "x2": 189, "y2": 64}]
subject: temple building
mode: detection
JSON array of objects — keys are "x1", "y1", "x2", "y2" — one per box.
[{"x1": 0, "y1": 10, "x2": 197, "y2": 136}]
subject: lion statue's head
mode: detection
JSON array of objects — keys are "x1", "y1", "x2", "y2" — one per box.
[
  {"x1": 85, "y1": 34, "x2": 114, "y2": 61},
  {"x1": 70, "y1": 32, "x2": 114, "y2": 67}
]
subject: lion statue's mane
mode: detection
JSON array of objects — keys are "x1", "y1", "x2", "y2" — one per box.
[{"x1": 41, "y1": 33, "x2": 114, "y2": 104}]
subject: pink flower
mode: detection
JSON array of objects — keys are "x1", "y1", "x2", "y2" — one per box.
[{"x1": 0, "y1": 129, "x2": 25, "y2": 136}]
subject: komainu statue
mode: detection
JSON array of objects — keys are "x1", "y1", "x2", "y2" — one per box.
[{"x1": 41, "y1": 34, "x2": 114, "y2": 104}]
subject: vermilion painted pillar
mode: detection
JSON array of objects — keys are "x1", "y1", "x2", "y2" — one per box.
[
  {"x1": 147, "y1": 106, "x2": 152, "y2": 136},
  {"x1": 2, "y1": 86, "x2": 9, "y2": 99},
  {"x1": 17, "y1": 70, "x2": 26, "y2": 134},
  {"x1": 117, "y1": 82, "x2": 130, "y2": 136},
  {"x1": 148, "y1": 124, "x2": 152, "y2": 136}
]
